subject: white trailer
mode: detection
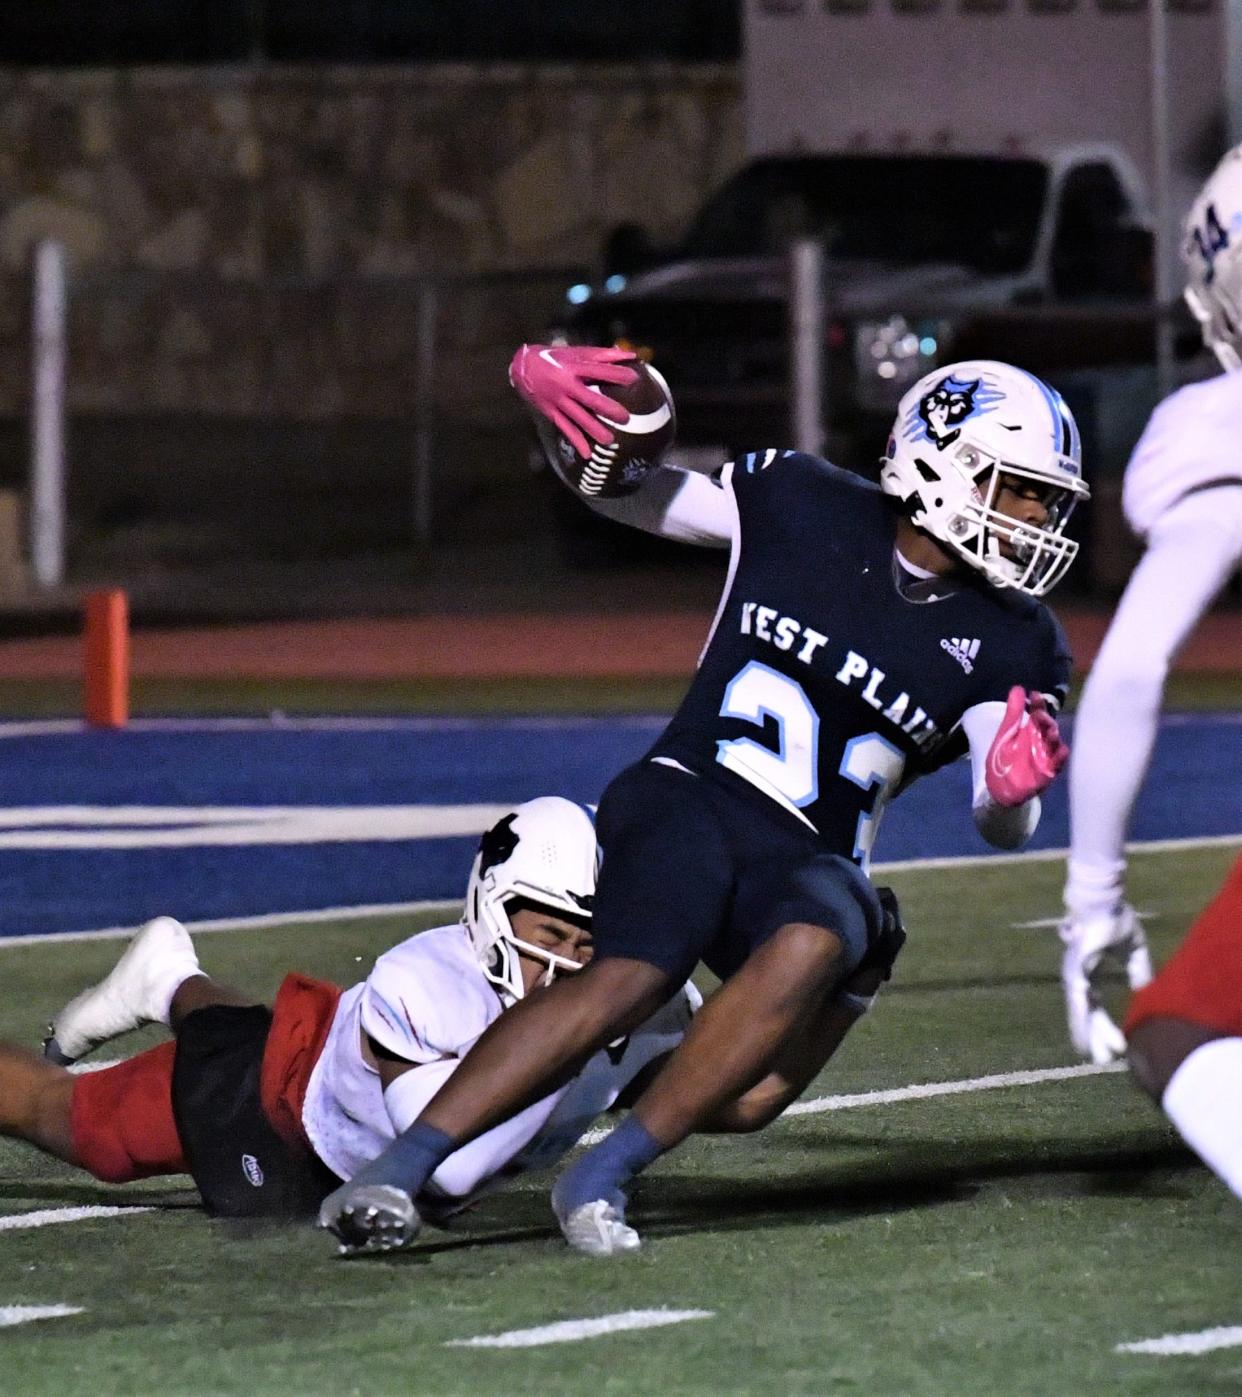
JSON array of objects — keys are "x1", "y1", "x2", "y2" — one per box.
[{"x1": 745, "y1": 0, "x2": 1234, "y2": 290}]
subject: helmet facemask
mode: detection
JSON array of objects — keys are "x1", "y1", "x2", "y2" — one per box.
[
  {"x1": 944, "y1": 441, "x2": 1085, "y2": 597},
  {"x1": 472, "y1": 888, "x2": 592, "y2": 1004}
]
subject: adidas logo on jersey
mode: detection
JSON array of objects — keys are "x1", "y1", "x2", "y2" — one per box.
[{"x1": 940, "y1": 636, "x2": 980, "y2": 673}]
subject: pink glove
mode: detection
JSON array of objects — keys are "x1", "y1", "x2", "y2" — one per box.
[
  {"x1": 509, "y1": 344, "x2": 638, "y2": 460},
  {"x1": 985, "y1": 686, "x2": 1069, "y2": 807}
]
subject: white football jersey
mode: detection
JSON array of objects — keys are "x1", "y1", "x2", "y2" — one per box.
[
  {"x1": 301, "y1": 923, "x2": 500, "y2": 1183},
  {"x1": 1123, "y1": 372, "x2": 1242, "y2": 538},
  {"x1": 300, "y1": 922, "x2": 699, "y2": 1197}
]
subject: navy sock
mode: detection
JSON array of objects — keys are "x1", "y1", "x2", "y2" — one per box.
[
  {"x1": 345, "y1": 1121, "x2": 455, "y2": 1196},
  {"x1": 555, "y1": 1115, "x2": 667, "y2": 1211}
]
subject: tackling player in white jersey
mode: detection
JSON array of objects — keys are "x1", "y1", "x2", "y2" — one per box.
[
  {"x1": 1061, "y1": 145, "x2": 1242, "y2": 1063},
  {"x1": 0, "y1": 798, "x2": 696, "y2": 1240}
]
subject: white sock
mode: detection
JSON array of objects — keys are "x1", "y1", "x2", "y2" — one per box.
[
  {"x1": 1162, "y1": 1037, "x2": 1242, "y2": 1199},
  {"x1": 1063, "y1": 858, "x2": 1126, "y2": 922},
  {"x1": 152, "y1": 967, "x2": 196, "y2": 1026}
]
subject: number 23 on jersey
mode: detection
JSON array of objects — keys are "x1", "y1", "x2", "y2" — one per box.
[{"x1": 716, "y1": 660, "x2": 905, "y2": 868}]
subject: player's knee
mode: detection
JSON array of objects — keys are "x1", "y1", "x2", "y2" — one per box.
[
  {"x1": 67, "y1": 1043, "x2": 185, "y2": 1182},
  {"x1": 764, "y1": 922, "x2": 845, "y2": 984},
  {"x1": 766, "y1": 855, "x2": 874, "y2": 976},
  {"x1": 1127, "y1": 1016, "x2": 1220, "y2": 1102}
]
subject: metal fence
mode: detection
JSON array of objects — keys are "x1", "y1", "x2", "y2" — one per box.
[
  {"x1": 2, "y1": 247, "x2": 1222, "y2": 602},
  {"x1": 4, "y1": 260, "x2": 592, "y2": 581}
]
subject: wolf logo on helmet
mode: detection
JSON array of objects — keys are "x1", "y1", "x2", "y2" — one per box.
[
  {"x1": 904, "y1": 373, "x2": 1006, "y2": 451},
  {"x1": 882, "y1": 359, "x2": 1090, "y2": 597},
  {"x1": 464, "y1": 797, "x2": 599, "y2": 1004}
]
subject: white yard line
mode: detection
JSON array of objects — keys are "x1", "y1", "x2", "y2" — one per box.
[
  {"x1": 0, "y1": 899, "x2": 458, "y2": 948},
  {"x1": 1117, "y1": 1325, "x2": 1242, "y2": 1356},
  {"x1": 782, "y1": 1060, "x2": 1127, "y2": 1114},
  {"x1": 0, "y1": 833, "x2": 1236, "y2": 950},
  {"x1": 0, "y1": 1205, "x2": 153, "y2": 1231},
  {"x1": 0, "y1": 804, "x2": 512, "y2": 850},
  {"x1": 871, "y1": 832, "x2": 1240, "y2": 875},
  {"x1": 0, "y1": 716, "x2": 667, "y2": 739},
  {"x1": 446, "y1": 1308, "x2": 714, "y2": 1349},
  {"x1": 0, "y1": 1305, "x2": 82, "y2": 1327},
  {"x1": 1011, "y1": 911, "x2": 1157, "y2": 930},
  {"x1": 0, "y1": 713, "x2": 1234, "y2": 739},
  {"x1": 580, "y1": 1061, "x2": 1127, "y2": 1145}
]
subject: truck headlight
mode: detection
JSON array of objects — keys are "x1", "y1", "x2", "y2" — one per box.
[{"x1": 853, "y1": 315, "x2": 949, "y2": 409}]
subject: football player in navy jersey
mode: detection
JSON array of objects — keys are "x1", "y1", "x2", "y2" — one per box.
[{"x1": 319, "y1": 349, "x2": 1089, "y2": 1258}]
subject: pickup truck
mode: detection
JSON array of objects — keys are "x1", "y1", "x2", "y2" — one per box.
[{"x1": 550, "y1": 147, "x2": 1166, "y2": 473}]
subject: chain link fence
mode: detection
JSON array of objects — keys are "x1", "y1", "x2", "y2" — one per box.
[
  {"x1": 0, "y1": 255, "x2": 1231, "y2": 606},
  {"x1": 0, "y1": 263, "x2": 591, "y2": 577}
]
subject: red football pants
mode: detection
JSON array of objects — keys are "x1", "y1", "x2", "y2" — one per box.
[
  {"x1": 70, "y1": 1041, "x2": 186, "y2": 1183},
  {"x1": 68, "y1": 973, "x2": 341, "y2": 1185},
  {"x1": 1126, "y1": 854, "x2": 1242, "y2": 1037}
]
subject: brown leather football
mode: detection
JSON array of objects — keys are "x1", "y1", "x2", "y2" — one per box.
[{"x1": 539, "y1": 361, "x2": 677, "y2": 498}]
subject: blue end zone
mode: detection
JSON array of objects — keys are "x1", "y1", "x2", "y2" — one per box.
[{"x1": 0, "y1": 714, "x2": 1236, "y2": 939}]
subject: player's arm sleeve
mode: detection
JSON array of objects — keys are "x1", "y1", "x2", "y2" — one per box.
[
  {"x1": 572, "y1": 445, "x2": 825, "y2": 546},
  {"x1": 960, "y1": 700, "x2": 1041, "y2": 850},
  {"x1": 382, "y1": 1058, "x2": 566, "y2": 1199},
  {"x1": 582, "y1": 465, "x2": 736, "y2": 547}
]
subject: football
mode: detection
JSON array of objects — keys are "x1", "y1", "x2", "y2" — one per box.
[{"x1": 538, "y1": 360, "x2": 676, "y2": 499}]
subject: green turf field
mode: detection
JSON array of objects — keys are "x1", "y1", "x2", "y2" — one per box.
[{"x1": 0, "y1": 841, "x2": 1239, "y2": 1396}]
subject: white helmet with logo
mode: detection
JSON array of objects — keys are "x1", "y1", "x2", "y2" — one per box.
[
  {"x1": 464, "y1": 796, "x2": 598, "y2": 1003},
  {"x1": 880, "y1": 359, "x2": 1089, "y2": 597},
  {"x1": 1182, "y1": 143, "x2": 1242, "y2": 371}
]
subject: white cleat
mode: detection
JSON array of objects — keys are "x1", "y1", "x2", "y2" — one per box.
[
  {"x1": 552, "y1": 1184, "x2": 642, "y2": 1257},
  {"x1": 43, "y1": 916, "x2": 200, "y2": 1064}
]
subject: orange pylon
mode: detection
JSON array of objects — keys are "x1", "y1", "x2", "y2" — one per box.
[{"x1": 83, "y1": 589, "x2": 129, "y2": 728}]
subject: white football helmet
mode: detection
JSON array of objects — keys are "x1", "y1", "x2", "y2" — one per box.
[
  {"x1": 880, "y1": 360, "x2": 1089, "y2": 597},
  {"x1": 1182, "y1": 144, "x2": 1242, "y2": 372},
  {"x1": 464, "y1": 797, "x2": 599, "y2": 1003}
]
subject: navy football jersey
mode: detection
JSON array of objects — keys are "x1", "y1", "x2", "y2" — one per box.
[{"x1": 647, "y1": 450, "x2": 1071, "y2": 864}]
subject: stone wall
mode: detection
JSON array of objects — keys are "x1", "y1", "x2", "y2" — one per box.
[
  {"x1": 0, "y1": 64, "x2": 742, "y2": 559},
  {"x1": 0, "y1": 64, "x2": 743, "y2": 419}
]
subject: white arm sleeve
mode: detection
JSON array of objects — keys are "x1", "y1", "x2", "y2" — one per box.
[
  {"x1": 383, "y1": 1059, "x2": 566, "y2": 1200},
  {"x1": 578, "y1": 465, "x2": 735, "y2": 547},
  {"x1": 960, "y1": 701, "x2": 1041, "y2": 850}
]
